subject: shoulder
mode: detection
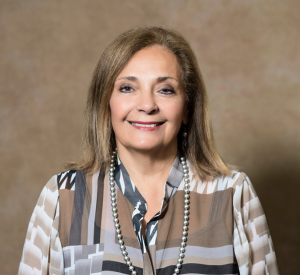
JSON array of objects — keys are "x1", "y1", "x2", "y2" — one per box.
[
  {"x1": 56, "y1": 169, "x2": 78, "y2": 190},
  {"x1": 55, "y1": 169, "x2": 95, "y2": 191},
  {"x1": 226, "y1": 170, "x2": 256, "y2": 194},
  {"x1": 210, "y1": 170, "x2": 259, "y2": 209},
  {"x1": 213, "y1": 170, "x2": 249, "y2": 193},
  {"x1": 228, "y1": 170, "x2": 249, "y2": 189},
  {"x1": 218, "y1": 170, "x2": 256, "y2": 195},
  {"x1": 42, "y1": 169, "x2": 82, "y2": 192},
  {"x1": 187, "y1": 162, "x2": 250, "y2": 194}
]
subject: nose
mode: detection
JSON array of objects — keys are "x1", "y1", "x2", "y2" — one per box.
[{"x1": 136, "y1": 90, "x2": 158, "y2": 114}]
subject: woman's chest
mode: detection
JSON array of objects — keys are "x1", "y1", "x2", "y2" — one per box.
[{"x1": 58, "y1": 181, "x2": 239, "y2": 275}]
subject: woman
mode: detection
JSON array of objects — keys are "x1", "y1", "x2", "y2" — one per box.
[{"x1": 18, "y1": 27, "x2": 279, "y2": 275}]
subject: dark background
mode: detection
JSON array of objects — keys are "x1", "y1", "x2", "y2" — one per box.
[{"x1": 1, "y1": 0, "x2": 299, "y2": 274}]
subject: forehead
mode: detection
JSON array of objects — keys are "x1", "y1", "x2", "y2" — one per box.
[{"x1": 118, "y1": 45, "x2": 181, "y2": 79}]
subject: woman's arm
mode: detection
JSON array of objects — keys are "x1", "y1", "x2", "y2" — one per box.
[
  {"x1": 18, "y1": 175, "x2": 63, "y2": 275},
  {"x1": 233, "y1": 173, "x2": 280, "y2": 275}
]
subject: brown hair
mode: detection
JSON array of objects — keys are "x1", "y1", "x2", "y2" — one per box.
[{"x1": 66, "y1": 26, "x2": 236, "y2": 181}]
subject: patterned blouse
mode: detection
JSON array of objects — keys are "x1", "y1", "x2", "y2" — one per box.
[{"x1": 18, "y1": 155, "x2": 279, "y2": 275}]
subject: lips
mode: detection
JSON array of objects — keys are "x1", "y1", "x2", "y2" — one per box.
[{"x1": 127, "y1": 120, "x2": 165, "y2": 128}]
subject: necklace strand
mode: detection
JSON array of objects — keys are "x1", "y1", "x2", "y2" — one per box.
[{"x1": 109, "y1": 151, "x2": 190, "y2": 275}]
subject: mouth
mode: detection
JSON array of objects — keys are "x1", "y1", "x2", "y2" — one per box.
[{"x1": 127, "y1": 120, "x2": 165, "y2": 129}]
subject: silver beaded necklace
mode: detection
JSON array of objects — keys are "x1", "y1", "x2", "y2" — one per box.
[{"x1": 109, "y1": 151, "x2": 190, "y2": 275}]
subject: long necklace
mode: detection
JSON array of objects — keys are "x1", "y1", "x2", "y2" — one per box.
[{"x1": 109, "y1": 151, "x2": 190, "y2": 275}]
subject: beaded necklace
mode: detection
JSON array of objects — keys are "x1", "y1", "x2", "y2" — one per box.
[{"x1": 109, "y1": 151, "x2": 190, "y2": 275}]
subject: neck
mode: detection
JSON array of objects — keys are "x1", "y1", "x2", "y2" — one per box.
[{"x1": 115, "y1": 141, "x2": 178, "y2": 192}]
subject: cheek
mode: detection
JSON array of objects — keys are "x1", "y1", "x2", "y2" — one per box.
[
  {"x1": 110, "y1": 96, "x2": 128, "y2": 123},
  {"x1": 165, "y1": 101, "x2": 185, "y2": 124}
]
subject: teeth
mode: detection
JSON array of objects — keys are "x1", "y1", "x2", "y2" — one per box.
[{"x1": 131, "y1": 123, "x2": 160, "y2": 127}]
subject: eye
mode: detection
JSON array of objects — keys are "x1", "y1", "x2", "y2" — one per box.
[
  {"x1": 119, "y1": 85, "x2": 134, "y2": 93},
  {"x1": 160, "y1": 88, "x2": 175, "y2": 95}
]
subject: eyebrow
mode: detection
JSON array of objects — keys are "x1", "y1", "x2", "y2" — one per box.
[{"x1": 116, "y1": 76, "x2": 179, "y2": 83}]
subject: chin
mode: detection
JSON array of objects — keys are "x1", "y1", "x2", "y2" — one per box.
[
  {"x1": 117, "y1": 136, "x2": 176, "y2": 153},
  {"x1": 128, "y1": 143, "x2": 163, "y2": 152},
  {"x1": 127, "y1": 139, "x2": 176, "y2": 153},
  {"x1": 120, "y1": 139, "x2": 163, "y2": 151}
]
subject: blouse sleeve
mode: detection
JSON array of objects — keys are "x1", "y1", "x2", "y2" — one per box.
[
  {"x1": 233, "y1": 172, "x2": 280, "y2": 275},
  {"x1": 18, "y1": 175, "x2": 64, "y2": 275}
]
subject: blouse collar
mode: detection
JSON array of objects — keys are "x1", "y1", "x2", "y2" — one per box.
[
  {"x1": 113, "y1": 153, "x2": 184, "y2": 213},
  {"x1": 112, "y1": 152, "x2": 184, "y2": 252}
]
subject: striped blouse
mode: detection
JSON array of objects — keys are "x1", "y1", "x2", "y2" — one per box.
[{"x1": 18, "y1": 155, "x2": 279, "y2": 275}]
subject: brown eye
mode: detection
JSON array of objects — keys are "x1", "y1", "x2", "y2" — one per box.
[{"x1": 119, "y1": 85, "x2": 134, "y2": 93}]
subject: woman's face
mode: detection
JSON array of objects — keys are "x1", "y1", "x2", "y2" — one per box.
[{"x1": 110, "y1": 45, "x2": 187, "y2": 153}]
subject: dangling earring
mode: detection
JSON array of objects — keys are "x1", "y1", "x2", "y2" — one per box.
[{"x1": 182, "y1": 125, "x2": 187, "y2": 148}]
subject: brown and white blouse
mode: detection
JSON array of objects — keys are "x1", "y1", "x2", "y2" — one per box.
[{"x1": 18, "y1": 155, "x2": 280, "y2": 275}]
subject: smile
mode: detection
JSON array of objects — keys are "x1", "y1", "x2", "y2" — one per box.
[{"x1": 128, "y1": 121, "x2": 165, "y2": 130}]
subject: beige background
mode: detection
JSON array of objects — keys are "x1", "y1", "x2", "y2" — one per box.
[{"x1": 1, "y1": 0, "x2": 299, "y2": 274}]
